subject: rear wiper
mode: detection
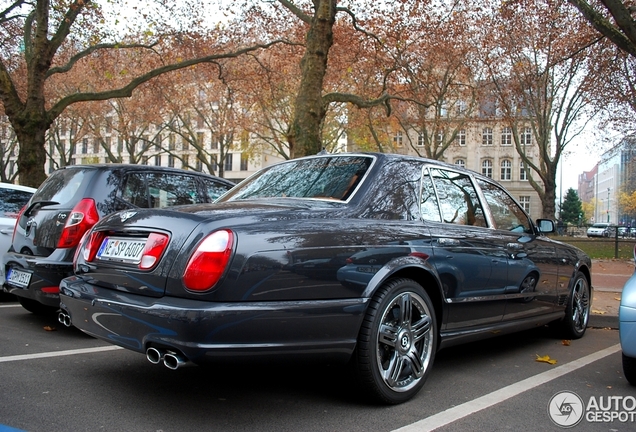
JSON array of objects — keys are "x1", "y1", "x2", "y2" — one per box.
[{"x1": 24, "y1": 201, "x2": 59, "y2": 218}]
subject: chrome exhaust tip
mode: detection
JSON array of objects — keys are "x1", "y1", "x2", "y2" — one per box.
[
  {"x1": 146, "y1": 347, "x2": 164, "y2": 365},
  {"x1": 163, "y1": 352, "x2": 186, "y2": 370},
  {"x1": 58, "y1": 311, "x2": 71, "y2": 327}
]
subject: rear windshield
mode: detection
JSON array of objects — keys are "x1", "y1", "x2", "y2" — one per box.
[
  {"x1": 219, "y1": 155, "x2": 373, "y2": 202},
  {"x1": 31, "y1": 168, "x2": 89, "y2": 206},
  {"x1": 0, "y1": 188, "x2": 34, "y2": 217}
]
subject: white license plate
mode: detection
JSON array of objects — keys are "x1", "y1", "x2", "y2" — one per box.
[
  {"x1": 97, "y1": 237, "x2": 147, "y2": 263},
  {"x1": 7, "y1": 268, "x2": 32, "y2": 288}
]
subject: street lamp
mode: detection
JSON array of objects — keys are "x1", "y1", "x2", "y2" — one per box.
[{"x1": 607, "y1": 187, "x2": 610, "y2": 223}]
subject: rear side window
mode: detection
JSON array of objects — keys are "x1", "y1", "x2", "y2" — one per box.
[
  {"x1": 31, "y1": 169, "x2": 88, "y2": 206},
  {"x1": 121, "y1": 172, "x2": 205, "y2": 208},
  {"x1": 427, "y1": 168, "x2": 487, "y2": 227},
  {"x1": 0, "y1": 189, "x2": 34, "y2": 217},
  {"x1": 206, "y1": 179, "x2": 232, "y2": 200}
]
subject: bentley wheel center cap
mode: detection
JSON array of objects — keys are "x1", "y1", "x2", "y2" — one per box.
[{"x1": 398, "y1": 329, "x2": 411, "y2": 352}]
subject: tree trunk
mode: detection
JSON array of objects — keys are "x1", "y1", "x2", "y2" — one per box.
[
  {"x1": 13, "y1": 115, "x2": 49, "y2": 188},
  {"x1": 288, "y1": 0, "x2": 336, "y2": 158}
]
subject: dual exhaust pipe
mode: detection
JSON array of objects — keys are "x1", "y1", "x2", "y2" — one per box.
[
  {"x1": 57, "y1": 312, "x2": 186, "y2": 370},
  {"x1": 58, "y1": 311, "x2": 72, "y2": 327},
  {"x1": 146, "y1": 347, "x2": 187, "y2": 370}
]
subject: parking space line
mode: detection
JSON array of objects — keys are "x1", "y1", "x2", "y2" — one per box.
[
  {"x1": 0, "y1": 346, "x2": 123, "y2": 363},
  {"x1": 393, "y1": 344, "x2": 621, "y2": 432}
]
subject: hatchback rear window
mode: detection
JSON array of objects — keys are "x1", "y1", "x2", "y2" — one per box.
[{"x1": 31, "y1": 169, "x2": 88, "y2": 206}]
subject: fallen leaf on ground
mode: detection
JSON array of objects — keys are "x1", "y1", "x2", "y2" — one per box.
[
  {"x1": 562, "y1": 340, "x2": 571, "y2": 346},
  {"x1": 615, "y1": 297, "x2": 622, "y2": 301},
  {"x1": 592, "y1": 309, "x2": 606, "y2": 315},
  {"x1": 43, "y1": 326, "x2": 56, "y2": 331},
  {"x1": 536, "y1": 354, "x2": 557, "y2": 365}
]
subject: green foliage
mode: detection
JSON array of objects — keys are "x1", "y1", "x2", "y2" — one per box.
[{"x1": 561, "y1": 188, "x2": 583, "y2": 225}]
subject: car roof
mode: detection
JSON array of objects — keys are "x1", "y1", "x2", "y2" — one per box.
[
  {"x1": 0, "y1": 182, "x2": 37, "y2": 193},
  {"x1": 55, "y1": 164, "x2": 233, "y2": 184}
]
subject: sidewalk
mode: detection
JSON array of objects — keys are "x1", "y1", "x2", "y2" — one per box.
[{"x1": 589, "y1": 259, "x2": 635, "y2": 329}]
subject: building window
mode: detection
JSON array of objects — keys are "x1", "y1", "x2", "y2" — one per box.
[
  {"x1": 168, "y1": 155, "x2": 174, "y2": 167},
  {"x1": 417, "y1": 133, "x2": 425, "y2": 147},
  {"x1": 224, "y1": 153, "x2": 233, "y2": 171},
  {"x1": 482, "y1": 128, "x2": 493, "y2": 146},
  {"x1": 435, "y1": 131, "x2": 444, "y2": 146},
  {"x1": 520, "y1": 127, "x2": 532, "y2": 145},
  {"x1": 482, "y1": 159, "x2": 493, "y2": 178},
  {"x1": 240, "y1": 153, "x2": 249, "y2": 171},
  {"x1": 393, "y1": 131, "x2": 403, "y2": 147},
  {"x1": 500, "y1": 159, "x2": 512, "y2": 180},
  {"x1": 154, "y1": 155, "x2": 161, "y2": 166},
  {"x1": 117, "y1": 137, "x2": 123, "y2": 153},
  {"x1": 501, "y1": 127, "x2": 512, "y2": 146},
  {"x1": 196, "y1": 132, "x2": 204, "y2": 147},
  {"x1": 520, "y1": 161, "x2": 528, "y2": 180},
  {"x1": 454, "y1": 158, "x2": 466, "y2": 168},
  {"x1": 82, "y1": 138, "x2": 88, "y2": 154},
  {"x1": 196, "y1": 160, "x2": 203, "y2": 171},
  {"x1": 519, "y1": 196, "x2": 531, "y2": 213},
  {"x1": 154, "y1": 134, "x2": 161, "y2": 151},
  {"x1": 457, "y1": 129, "x2": 466, "y2": 146}
]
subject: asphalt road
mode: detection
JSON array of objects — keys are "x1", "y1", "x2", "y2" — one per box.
[{"x1": 0, "y1": 296, "x2": 633, "y2": 432}]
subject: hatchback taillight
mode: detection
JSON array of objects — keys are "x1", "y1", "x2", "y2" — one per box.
[
  {"x1": 11, "y1": 204, "x2": 28, "y2": 244},
  {"x1": 58, "y1": 198, "x2": 99, "y2": 248},
  {"x1": 183, "y1": 229, "x2": 234, "y2": 291}
]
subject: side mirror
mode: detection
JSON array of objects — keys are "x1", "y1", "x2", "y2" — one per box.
[{"x1": 536, "y1": 219, "x2": 555, "y2": 234}]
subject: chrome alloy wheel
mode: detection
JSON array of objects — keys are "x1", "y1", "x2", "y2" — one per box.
[
  {"x1": 375, "y1": 291, "x2": 434, "y2": 392},
  {"x1": 570, "y1": 276, "x2": 590, "y2": 334}
]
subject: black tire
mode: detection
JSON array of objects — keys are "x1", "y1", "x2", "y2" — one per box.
[
  {"x1": 554, "y1": 271, "x2": 590, "y2": 339},
  {"x1": 17, "y1": 297, "x2": 59, "y2": 315},
  {"x1": 354, "y1": 278, "x2": 437, "y2": 404},
  {"x1": 623, "y1": 353, "x2": 636, "y2": 385}
]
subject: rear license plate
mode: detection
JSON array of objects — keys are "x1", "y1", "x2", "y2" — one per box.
[
  {"x1": 7, "y1": 268, "x2": 32, "y2": 288},
  {"x1": 97, "y1": 237, "x2": 147, "y2": 263}
]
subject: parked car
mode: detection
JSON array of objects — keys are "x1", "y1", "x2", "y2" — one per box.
[
  {"x1": 59, "y1": 153, "x2": 592, "y2": 404},
  {"x1": 587, "y1": 222, "x2": 614, "y2": 237},
  {"x1": 0, "y1": 183, "x2": 36, "y2": 283},
  {"x1": 3, "y1": 164, "x2": 234, "y2": 314},
  {"x1": 619, "y1": 244, "x2": 636, "y2": 385}
]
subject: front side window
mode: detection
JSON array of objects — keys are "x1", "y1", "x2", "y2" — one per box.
[
  {"x1": 477, "y1": 179, "x2": 532, "y2": 233},
  {"x1": 428, "y1": 168, "x2": 487, "y2": 227}
]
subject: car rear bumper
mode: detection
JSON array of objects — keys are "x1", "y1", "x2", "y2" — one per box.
[
  {"x1": 59, "y1": 275, "x2": 367, "y2": 365},
  {"x1": 3, "y1": 250, "x2": 74, "y2": 307}
]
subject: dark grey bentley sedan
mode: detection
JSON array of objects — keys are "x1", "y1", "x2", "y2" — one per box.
[{"x1": 59, "y1": 153, "x2": 592, "y2": 404}]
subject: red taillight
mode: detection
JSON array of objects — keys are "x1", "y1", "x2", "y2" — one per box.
[
  {"x1": 81, "y1": 230, "x2": 106, "y2": 263},
  {"x1": 183, "y1": 229, "x2": 234, "y2": 292},
  {"x1": 57, "y1": 198, "x2": 99, "y2": 248},
  {"x1": 139, "y1": 233, "x2": 169, "y2": 270},
  {"x1": 11, "y1": 204, "x2": 28, "y2": 244}
]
